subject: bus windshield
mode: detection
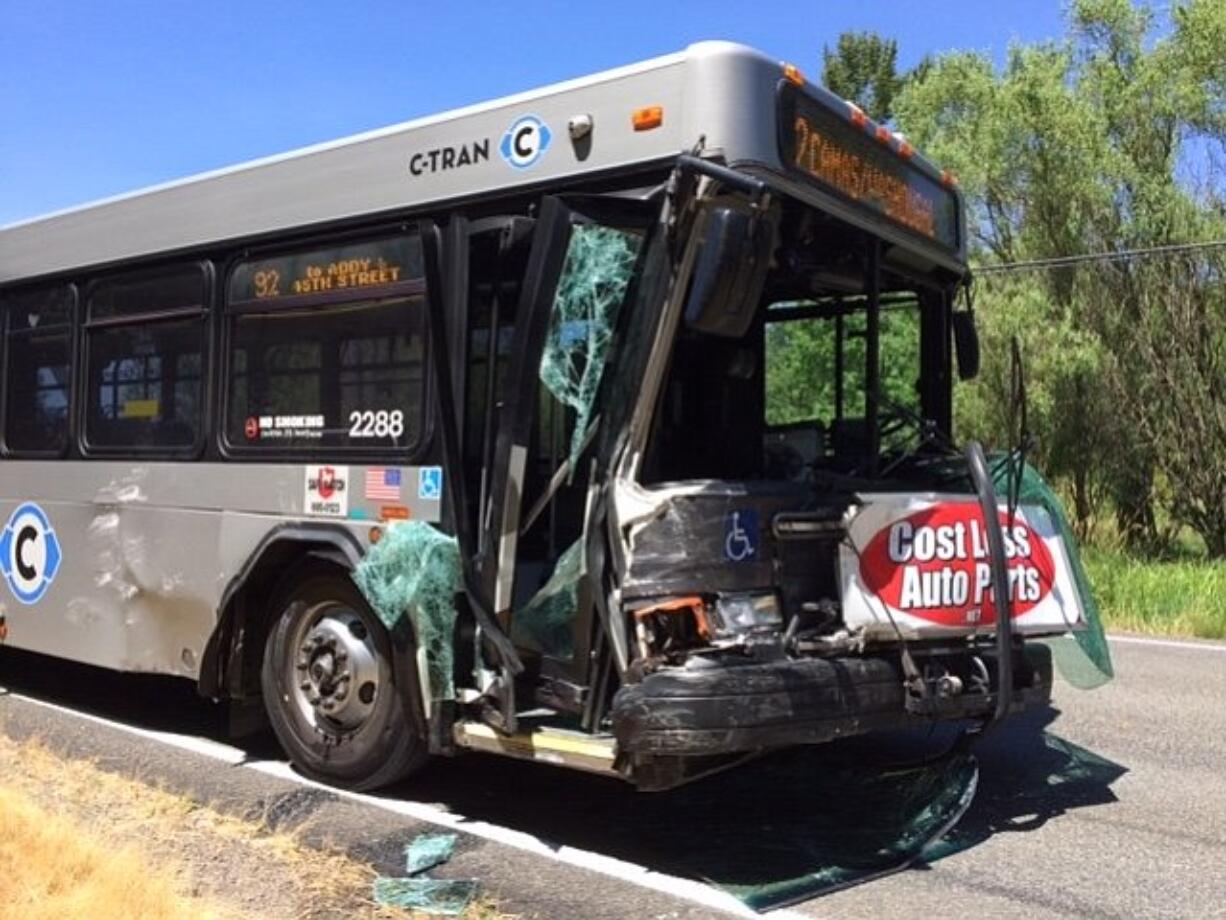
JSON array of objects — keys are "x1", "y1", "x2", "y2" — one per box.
[{"x1": 641, "y1": 192, "x2": 950, "y2": 487}]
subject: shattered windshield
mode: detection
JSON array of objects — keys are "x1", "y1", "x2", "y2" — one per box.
[{"x1": 539, "y1": 224, "x2": 642, "y2": 466}]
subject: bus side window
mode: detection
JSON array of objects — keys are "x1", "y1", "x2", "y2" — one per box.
[
  {"x1": 83, "y1": 266, "x2": 208, "y2": 453},
  {"x1": 0, "y1": 284, "x2": 75, "y2": 455},
  {"x1": 223, "y1": 234, "x2": 426, "y2": 454}
]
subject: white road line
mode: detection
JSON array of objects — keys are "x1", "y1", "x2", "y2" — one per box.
[
  {"x1": 0, "y1": 687, "x2": 249, "y2": 764},
  {"x1": 1107, "y1": 634, "x2": 1226, "y2": 652},
  {"x1": 0, "y1": 686, "x2": 811, "y2": 919},
  {"x1": 247, "y1": 758, "x2": 803, "y2": 919}
]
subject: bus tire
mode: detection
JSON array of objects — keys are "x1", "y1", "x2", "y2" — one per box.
[{"x1": 260, "y1": 572, "x2": 427, "y2": 791}]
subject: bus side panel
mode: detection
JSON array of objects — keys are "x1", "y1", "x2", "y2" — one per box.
[{"x1": 0, "y1": 461, "x2": 440, "y2": 678}]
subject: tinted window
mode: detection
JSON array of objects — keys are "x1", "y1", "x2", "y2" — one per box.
[
  {"x1": 226, "y1": 234, "x2": 426, "y2": 452},
  {"x1": 2, "y1": 285, "x2": 74, "y2": 454},
  {"x1": 227, "y1": 298, "x2": 425, "y2": 450},
  {"x1": 85, "y1": 266, "x2": 207, "y2": 450},
  {"x1": 90, "y1": 270, "x2": 204, "y2": 318}
]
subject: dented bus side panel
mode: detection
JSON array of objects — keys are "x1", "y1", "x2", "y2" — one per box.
[{"x1": 0, "y1": 461, "x2": 442, "y2": 676}]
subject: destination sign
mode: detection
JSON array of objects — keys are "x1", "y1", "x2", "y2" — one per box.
[
  {"x1": 230, "y1": 236, "x2": 422, "y2": 303},
  {"x1": 778, "y1": 85, "x2": 959, "y2": 251}
]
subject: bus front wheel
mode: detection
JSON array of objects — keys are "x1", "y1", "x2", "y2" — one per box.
[{"x1": 260, "y1": 572, "x2": 427, "y2": 791}]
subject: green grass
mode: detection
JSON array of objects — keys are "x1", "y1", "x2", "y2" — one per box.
[{"x1": 1082, "y1": 547, "x2": 1226, "y2": 640}]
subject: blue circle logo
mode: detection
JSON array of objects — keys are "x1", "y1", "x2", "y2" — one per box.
[
  {"x1": 0, "y1": 502, "x2": 63, "y2": 604},
  {"x1": 499, "y1": 115, "x2": 553, "y2": 170}
]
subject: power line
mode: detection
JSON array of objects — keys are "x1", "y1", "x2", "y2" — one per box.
[{"x1": 975, "y1": 239, "x2": 1226, "y2": 274}]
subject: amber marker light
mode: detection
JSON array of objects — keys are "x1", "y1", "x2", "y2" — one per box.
[
  {"x1": 875, "y1": 124, "x2": 893, "y2": 144},
  {"x1": 782, "y1": 62, "x2": 805, "y2": 86},
  {"x1": 941, "y1": 169, "x2": 959, "y2": 187},
  {"x1": 847, "y1": 102, "x2": 868, "y2": 128},
  {"x1": 897, "y1": 138, "x2": 915, "y2": 159},
  {"x1": 632, "y1": 106, "x2": 664, "y2": 131}
]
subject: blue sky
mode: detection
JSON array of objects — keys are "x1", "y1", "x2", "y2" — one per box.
[{"x1": 0, "y1": 1, "x2": 1067, "y2": 225}]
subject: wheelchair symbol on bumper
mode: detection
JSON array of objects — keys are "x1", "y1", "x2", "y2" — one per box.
[{"x1": 725, "y1": 510, "x2": 758, "y2": 562}]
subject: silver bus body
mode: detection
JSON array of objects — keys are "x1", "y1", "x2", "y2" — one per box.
[{"x1": 0, "y1": 41, "x2": 1072, "y2": 792}]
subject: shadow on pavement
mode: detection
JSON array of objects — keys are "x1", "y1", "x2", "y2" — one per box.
[
  {"x1": 0, "y1": 648, "x2": 1127, "y2": 910},
  {"x1": 387, "y1": 706, "x2": 1126, "y2": 909}
]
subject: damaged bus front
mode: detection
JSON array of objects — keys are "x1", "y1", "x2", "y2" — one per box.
[
  {"x1": 0, "y1": 42, "x2": 1105, "y2": 796},
  {"x1": 441, "y1": 84, "x2": 1098, "y2": 792}
]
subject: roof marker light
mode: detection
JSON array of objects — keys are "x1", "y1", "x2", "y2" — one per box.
[
  {"x1": 897, "y1": 139, "x2": 915, "y2": 159},
  {"x1": 632, "y1": 106, "x2": 664, "y2": 131},
  {"x1": 941, "y1": 169, "x2": 959, "y2": 187},
  {"x1": 847, "y1": 103, "x2": 868, "y2": 128},
  {"x1": 782, "y1": 63, "x2": 805, "y2": 86},
  {"x1": 875, "y1": 124, "x2": 892, "y2": 145}
]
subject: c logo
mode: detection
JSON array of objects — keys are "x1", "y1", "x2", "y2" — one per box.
[
  {"x1": 0, "y1": 503, "x2": 63, "y2": 605},
  {"x1": 499, "y1": 115, "x2": 552, "y2": 170}
]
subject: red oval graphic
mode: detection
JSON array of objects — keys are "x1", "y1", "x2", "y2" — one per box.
[
  {"x1": 859, "y1": 504, "x2": 1056, "y2": 627},
  {"x1": 317, "y1": 467, "x2": 336, "y2": 499}
]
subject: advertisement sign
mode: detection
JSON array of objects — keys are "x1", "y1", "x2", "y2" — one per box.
[{"x1": 839, "y1": 494, "x2": 1084, "y2": 636}]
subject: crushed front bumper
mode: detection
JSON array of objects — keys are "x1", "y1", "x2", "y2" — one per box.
[{"x1": 612, "y1": 643, "x2": 1053, "y2": 757}]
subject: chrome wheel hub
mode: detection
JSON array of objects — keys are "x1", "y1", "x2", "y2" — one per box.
[{"x1": 290, "y1": 606, "x2": 380, "y2": 733}]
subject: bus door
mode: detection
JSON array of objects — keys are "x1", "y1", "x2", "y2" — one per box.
[{"x1": 470, "y1": 196, "x2": 653, "y2": 719}]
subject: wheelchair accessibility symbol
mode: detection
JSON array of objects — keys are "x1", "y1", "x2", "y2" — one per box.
[
  {"x1": 724, "y1": 510, "x2": 759, "y2": 563},
  {"x1": 418, "y1": 466, "x2": 443, "y2": 501}
]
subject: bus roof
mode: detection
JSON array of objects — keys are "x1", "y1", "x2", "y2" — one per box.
[{"x1": 0, "y1": 41, "x2": 965, "y2": 285}]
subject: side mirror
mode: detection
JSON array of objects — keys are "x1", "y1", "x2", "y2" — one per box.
[
  {"x1": 683, "y1": 206, "x2": 774, "y2": 338},
  {"x1": 952, "y1": 309, "x2": 980, "y2": 380}
]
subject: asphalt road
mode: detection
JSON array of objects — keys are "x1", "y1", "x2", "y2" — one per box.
[{"x1": 1, "y1": 635, "x2": 1223, "y2": 919}]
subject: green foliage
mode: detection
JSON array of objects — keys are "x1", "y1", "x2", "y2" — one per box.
[
  {"x1": 764, "y1": 307, "x2": 917, "y2": 429},
  {"x1": 886, "y1": 0, "x2": 1226, "y2": 557},
  {"x1": 1083, "y1": 547, "x2": 1226, "y2": 638},
  {"x1": 820, "y1": 32, "x2": 906, "y2": 122}
]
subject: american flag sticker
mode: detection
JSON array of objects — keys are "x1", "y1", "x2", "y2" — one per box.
[{"x1": 364, "y1": 468, "x2": 402, "y2": 501}]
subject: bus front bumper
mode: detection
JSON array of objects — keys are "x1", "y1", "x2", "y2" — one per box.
[{"x1": 611, "y1": 643, "x2": 1053, "y2": 757}]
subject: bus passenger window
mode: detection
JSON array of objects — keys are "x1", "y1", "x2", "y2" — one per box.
[
  {"x1": 224, "y1": 235, "x2": 426, "y2": 453},
  {"x1": 1, "y1": 285, "x2": 74, "y2": 454},
  {"x1": 84, "y1": 266, "x2": 207, "y2": 451}
]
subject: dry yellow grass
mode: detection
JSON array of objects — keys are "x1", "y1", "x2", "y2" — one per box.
[
  {"x1": 0, "y1": 732, "x2": 508, "y2": 919},
  {"x1": 0, "y1": 784, "x2": 232, "y2": 920}
]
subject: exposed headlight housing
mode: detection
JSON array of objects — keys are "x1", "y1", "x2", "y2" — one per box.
[{"x1": 711, "y1": 592, "x2": 782, "y2": 636}]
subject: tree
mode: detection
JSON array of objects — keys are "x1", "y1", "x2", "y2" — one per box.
[
  {"x1": 892, "y1": 0, "x2": 1226, "y2": 555},
  {"x1": 821, "y1": 32, "x2": 905, "y2": 122}
]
